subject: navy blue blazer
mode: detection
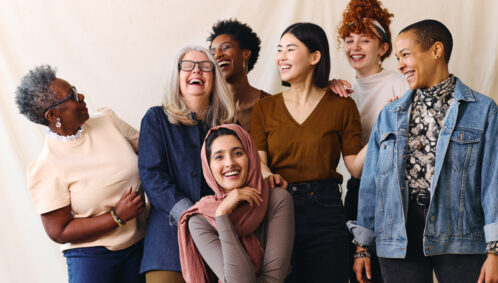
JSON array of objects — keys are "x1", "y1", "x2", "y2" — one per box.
[{"x1": 138, "y1": 106, "x2": 208, "y2": 273}]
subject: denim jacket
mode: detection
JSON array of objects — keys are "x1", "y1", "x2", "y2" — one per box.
[
  {"x1": 138, "y1": 106, "x2": 208, "y2": 272},
  {"x1": 348, "y1": 77, "x2": 498, "y2": 258}
]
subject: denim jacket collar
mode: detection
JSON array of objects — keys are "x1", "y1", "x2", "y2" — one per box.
[{"x1": 387, "y1": 76, "x2": 475, "y2": 114}]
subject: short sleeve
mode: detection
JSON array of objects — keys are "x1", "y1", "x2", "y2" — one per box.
[
  {"x1": 98, "y1": 107, "x2": 139, "y2": 152},
  {"x1": 27, "y1": 160, "x2": 70, "y2": 214},
  {"x1": 250, "y1": 99, "x2": 268, "y2": 152},
  {"x1": 341, "y1": 99, "x2": 363, "y2": 156}
]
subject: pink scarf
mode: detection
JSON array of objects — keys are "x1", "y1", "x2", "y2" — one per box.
[{"x1": 178, "y1": 124, "x2": 270, "y2": 283}]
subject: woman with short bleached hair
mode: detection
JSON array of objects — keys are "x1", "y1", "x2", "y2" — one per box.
[{"x1": 138, "y1": 46, "x2": 236, "y2": 283}]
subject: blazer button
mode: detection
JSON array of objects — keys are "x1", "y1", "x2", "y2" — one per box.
[
  {"x1": 191, "y1": 172, "x2": 197, "y2": 177},
  {"x1": 430, "y1": 216, "x2": 435, "y2": 222}
]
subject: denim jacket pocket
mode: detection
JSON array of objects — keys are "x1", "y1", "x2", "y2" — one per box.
[
  {"x1": 448, "y1": 128, "x2": 482, "y2": 171},
  {"x1": 378, "y1": 132, "x2": 396, "y2": 176}
]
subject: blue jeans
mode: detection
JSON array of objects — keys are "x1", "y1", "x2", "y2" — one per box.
[
  {"x1": 64, "y1": 240, "x2": 145, "y2": 283},
  {"x1": 285, "y1": 180, "x2": 349, "y2": 283},
  {"x1": 378, "y1": 199, "x2": 486, "y2": 283}
]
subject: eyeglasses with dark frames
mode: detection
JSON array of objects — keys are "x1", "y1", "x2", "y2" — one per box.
[
  {"x1": 178, "y1": 60, "x2": 214, "y2": 72},
  {"x1": 45, "y1": 86, "x2": 80, "y2": 112}
]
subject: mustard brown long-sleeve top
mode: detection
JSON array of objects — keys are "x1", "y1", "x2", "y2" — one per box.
[{"x1": 250, "y1": 90, "x2": 362, "y2": 184}]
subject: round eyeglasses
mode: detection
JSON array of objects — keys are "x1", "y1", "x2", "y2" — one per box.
[
  {"x1": 178, "y1": 60, "x2": 214, "y2": 72},
  {"x1": 45, "y1": 86, "x2": 79, "y2": 112}
]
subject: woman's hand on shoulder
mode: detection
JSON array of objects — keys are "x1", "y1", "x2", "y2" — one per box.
[
  {"x1": 265, "y1": 174, "x2": 288, "y2": 189},
  {"x1": 216, "y1": 187, "x2": 263, "y2": 216},
  {"x1": 114, "y1": 187, "x2": 146, "y2": 222},
  {"x1": 478, "y1": 254, "x2": 498, "y2": 283},
  {"x1": 328, "y1": 79, "x2": 353, "y2": 98},
  {"x1": 376, "y1": 96, "x2": 400, "y2": 117}
]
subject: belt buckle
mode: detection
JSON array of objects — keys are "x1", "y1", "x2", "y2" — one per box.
[{"x1": 416, "y1": 193, "x2": 429, "y2": 206}]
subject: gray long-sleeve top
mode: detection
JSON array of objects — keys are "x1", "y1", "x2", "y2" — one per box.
[{"x1": 188, "y1": 187, "x2": 295, "y2": 283}]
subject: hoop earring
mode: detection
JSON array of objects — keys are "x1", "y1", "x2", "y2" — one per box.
[{"x1": 56, "y1": 117, "x2": 62, "y2": 128}]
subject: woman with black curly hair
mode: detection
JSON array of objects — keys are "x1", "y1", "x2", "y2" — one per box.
[{"x1": 207, "y1": 19, "x2": 269, "y2": 131}]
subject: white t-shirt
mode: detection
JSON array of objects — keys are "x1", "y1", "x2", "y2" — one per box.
[
  {"x1": 351, "y1": 69, "x2": 409, "y2": 145},
  {"x1": 27, "y1": 108, "x2": 146, "y2": 251}
]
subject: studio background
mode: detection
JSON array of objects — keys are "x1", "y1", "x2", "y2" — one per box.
[{"x1": 1, "y1": 0, "x2": 497, "y2": 282}]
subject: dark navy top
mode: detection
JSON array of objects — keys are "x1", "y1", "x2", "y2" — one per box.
[{"x1": 138, "y1": 106, "x2": 212, "y2": 273}]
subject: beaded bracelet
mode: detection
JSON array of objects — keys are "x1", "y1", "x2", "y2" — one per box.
[
  {"x1": 111, "y1": 208, "x2": 125, "y2": 227},
  {"x1": 352, "y1": 239, "x2": 370, "y2": 250},
  {"x1": 354, "y1": 251, "x2": 371, "y2": 259}
]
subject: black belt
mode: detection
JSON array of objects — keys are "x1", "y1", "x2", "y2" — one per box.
[
  {"x1": 410, "y1": 192, "x2": 430, "y2": 206},
  {"x1": 287, "y1": 179, "x2": 341, "y2": 193}
]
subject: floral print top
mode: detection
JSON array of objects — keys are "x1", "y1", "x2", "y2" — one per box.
[{"x1": 405, "y1": 75, "x2": 455, "y2": 197}]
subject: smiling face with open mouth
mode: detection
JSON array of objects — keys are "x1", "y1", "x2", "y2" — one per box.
[
  {"x1": 276, "y1": 33, "x2": 318, "y2": 86},
  {"x1": 344, "y1": 33, "x2": 387, "y2": 78},
  {"x1": 210, "y1": 34, "x2": 248, "y2": 82},
  {"x1": 395, "y1": 30, "x2": 439, "y2": 90},
  {"x1": 179, "y1": 51, "x2": 214, "y2": 103},
  {"x1": 209, "y1": 134, "x2": 249, "y2": 193}
]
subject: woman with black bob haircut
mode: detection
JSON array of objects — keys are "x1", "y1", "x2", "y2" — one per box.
[
  {"x1": 207, "y1": 19, "x2": 269, "y2": 131},
  {"x1": 251, "y1": 22, "x2": 367, "y2": 283},
  {"x1": 279, "y1": 23, "x2": 331, "y2": 88}
]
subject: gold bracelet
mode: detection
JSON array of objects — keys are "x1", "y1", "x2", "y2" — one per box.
[{"x1": 110, "y1": 209, "x2": 125, "y2": 227}]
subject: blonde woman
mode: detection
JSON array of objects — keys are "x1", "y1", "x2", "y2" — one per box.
[{"x1": 138, "y1": 46, "x2": 235, "y2": 283}]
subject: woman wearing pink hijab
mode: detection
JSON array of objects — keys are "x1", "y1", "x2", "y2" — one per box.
[{"x1": 178, "y1": 124, "x2": 294, "y2": 283}]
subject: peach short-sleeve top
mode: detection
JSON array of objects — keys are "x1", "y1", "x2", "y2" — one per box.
[{"x1": 27, "y1": 108, "x2": 146, "y2": 251}]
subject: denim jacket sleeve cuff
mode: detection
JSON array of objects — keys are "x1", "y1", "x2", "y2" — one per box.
[
  {"x1": 484, "y1": 222, "x2": 498, "y2": 242},
  {"x1": 169, "y1": 197, "x2": 194, "y2": 226},
  {"x1": 347, "y1": 220, "x2": 375, "y2": 247}
]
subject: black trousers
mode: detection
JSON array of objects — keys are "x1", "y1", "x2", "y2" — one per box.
[
  {"x1": 285, "y1": 179, "x2": 349, "y2": 283},
  {"x1": 345, "y1": 177, "x2": 383, "y2": 283},
  {"x1": 378, "y1": 198, "x2": 486, "y2": 283}
]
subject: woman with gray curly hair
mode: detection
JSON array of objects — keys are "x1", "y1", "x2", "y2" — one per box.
[
  {"x1": 138, "y1": 46, "x2": 235, "y2": 283},
  {"x1": 16, "y1": 65, "x2": 147, "y2": 283}
]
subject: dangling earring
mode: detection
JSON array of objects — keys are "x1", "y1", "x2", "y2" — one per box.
[
  {"x1": 56, "y1": 117, "x2": 62, "y2": 128},
  {"x1": 243, "y1": 60, "x2": 248, "y2": 72}
]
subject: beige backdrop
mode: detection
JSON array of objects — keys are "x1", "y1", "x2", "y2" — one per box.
[{"x1": 1, "y1": 0, "x2": 497, "y2": 282}]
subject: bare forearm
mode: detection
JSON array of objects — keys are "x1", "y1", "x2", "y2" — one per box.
[
  {"x1": 258, "y1": 151, "x2": 273, "y2": 178},
  {"x1": 42, "y1": 206, "x2": 120, "y2": 244},
  {"x1": 54, "y1": 213, "x2": 119, "y2": 243},
  {"x1": 344, "y1": 145, "x2": 368, "y2": 178},
  {"x1": 261, "y1": 161, "x2": 273, "y2": 179}
]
